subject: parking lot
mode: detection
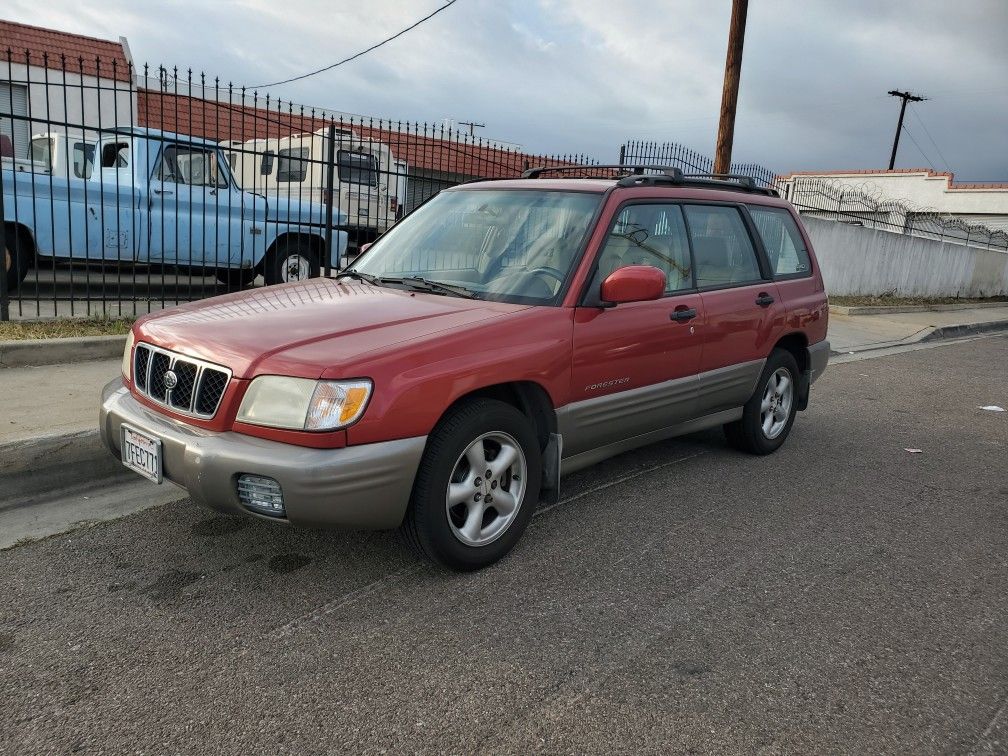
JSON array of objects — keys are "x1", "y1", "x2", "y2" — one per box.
[{"x1": 1, "y1": 335, "x2": 1006, "y2": 754}]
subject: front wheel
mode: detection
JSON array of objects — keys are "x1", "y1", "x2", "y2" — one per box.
[
  {"x1": 4, "y1": 225, "x2": 32, "y2": 293},
  {"x1": 402, "y1": 399, "x2": 542, "y2": 571},
  {"x1": 724, "y1": 348, "x2": 800, "y2": 455},
  {"x1": 263, "y1": 240, "x2": 319, "y2": 286}
]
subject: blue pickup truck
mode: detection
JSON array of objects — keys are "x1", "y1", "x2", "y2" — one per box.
[{"x1": 2, "y1": 127, "x2": 348, "y2": 292}]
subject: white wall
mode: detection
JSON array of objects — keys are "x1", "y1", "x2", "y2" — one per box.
[
  {"x1": 804, "y1": 215, "x2": 1008, "y2": 297},
  {"x1": 1, "y1": 62, "x2": 136, "y2": 158}
]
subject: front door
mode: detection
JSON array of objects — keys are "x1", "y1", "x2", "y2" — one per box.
[
  {"x1": 566, "y1": 203, "x2": 703, "y2": 458},
  {"x1": 681, "y1": 203, "x2": 784, "y2": 415},
  {"x1": 147, "y1": 142, "x2": 247, "y2": 269}
]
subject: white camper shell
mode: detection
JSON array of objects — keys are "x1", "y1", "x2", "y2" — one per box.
[{"x1": 223, "y1": 128, "x2": 407, "y2": 248}]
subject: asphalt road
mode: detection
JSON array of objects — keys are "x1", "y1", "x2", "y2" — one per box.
[{"x1": 2, "y1": 336, "x2": 1007, "y2": 755}]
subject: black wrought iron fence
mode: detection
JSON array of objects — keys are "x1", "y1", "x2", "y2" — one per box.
[
  {"x1": 619, "y1": 139, "x2": 778, "y2": 188},
  {"x1": 0, "y1": 50, "x2": 598, "y2": 320}
]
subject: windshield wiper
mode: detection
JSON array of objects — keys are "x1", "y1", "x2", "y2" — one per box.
[
  {"x1": 382, "y1": 276, "x2": 479, "y2": 299},
  {"x1": 335, "y1": 270, "x2": 382, "y2": 286}
]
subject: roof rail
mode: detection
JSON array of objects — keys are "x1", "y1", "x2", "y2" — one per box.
[
  {"x1": 520, "y1": 164, "x2": 777, "y2": 196},
  {"x1": 520, "y1": 164, "x2": 684, "y2": 179}
]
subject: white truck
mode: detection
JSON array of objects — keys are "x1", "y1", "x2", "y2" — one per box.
[{"x1": 223, "y1": 128, "x2": 407, "y2": 252}]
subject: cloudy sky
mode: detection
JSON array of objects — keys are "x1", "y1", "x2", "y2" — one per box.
[{"x1": 6, "y1": 0, "x2": 1007, "y2": 180}]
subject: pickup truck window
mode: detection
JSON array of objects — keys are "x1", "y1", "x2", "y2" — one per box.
[
  {"x1": 156, "y1": 144, "x2": 227, "y2": 188},
  {"x1": 277, "y1": 147, "x2": 309, "y2": 182},
  {"x1": 101, "y1": 142, "x2": 130, "y2": 169},
  {"x1": 337, "y1": 150, "x2": 378, "y2": 187},
  {"x1": 353, "y1": 188, "x2": 601, "y2": 305}
]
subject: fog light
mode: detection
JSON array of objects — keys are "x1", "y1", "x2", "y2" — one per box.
[{"x1": 237, "y1": 474, "x2": 285, "y2": 517}]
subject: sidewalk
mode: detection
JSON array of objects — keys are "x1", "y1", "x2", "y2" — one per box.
[{"x1": 828, "y1": 305, "x2": 1008, "y2": 354}]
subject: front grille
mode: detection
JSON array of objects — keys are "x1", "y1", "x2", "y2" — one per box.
[{"x1": 132, "y1": 343, "x2": 232, "y2": 419}]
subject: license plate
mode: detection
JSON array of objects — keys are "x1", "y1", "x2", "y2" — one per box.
[{"x1": 121, "y1": 424, "x2": 163, "y2": 484}]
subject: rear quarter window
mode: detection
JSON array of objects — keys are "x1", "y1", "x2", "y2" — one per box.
[{"x1": 748, "y1": 206, "x2": 812, "y2": 277}]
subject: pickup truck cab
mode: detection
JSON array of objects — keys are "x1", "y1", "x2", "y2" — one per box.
[
  {"x1": 2, "y1": 127, "x2": 348, "y2": 292},
  {"x1": 99, "y1": 167, "x2": 829, "y2": 570}
]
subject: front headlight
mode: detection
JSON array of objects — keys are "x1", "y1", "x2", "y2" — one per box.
[
  {"x1": 122, "y1": 330, "x2": 136, "y2": 379},
  {"x1": 237, "y1": 376, "x2": 372, "y2": 431}
]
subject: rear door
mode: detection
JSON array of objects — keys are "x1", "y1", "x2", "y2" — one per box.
[
  {"x1": 567, "y1": 202, "x2": 703, "y2": 458},
  {"x1": 682, "y1": 203, "x2": 784, "y2": 416}
]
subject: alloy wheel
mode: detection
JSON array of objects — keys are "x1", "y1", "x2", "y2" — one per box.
[{"x1": 760, "y1": 367, "x2": 794, "y2": 439}]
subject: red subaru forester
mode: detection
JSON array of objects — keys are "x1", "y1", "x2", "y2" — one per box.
[{"x1": 101, "y1": 167, "x2": 829, "y2": 570}]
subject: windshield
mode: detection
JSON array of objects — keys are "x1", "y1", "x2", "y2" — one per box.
[{"x1": 352, "y1": 189, "x2": 602, "y2": 305}]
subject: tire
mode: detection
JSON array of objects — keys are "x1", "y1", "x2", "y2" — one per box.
[
  {"x1": 724, "y1": 348, "x2": 800, "y2": 455},
  {"x1": 215, "y1": 267, "x2": 257, "y2": 289},
  {"x1": 4, "y1": 225, "x2": 31, "y2": 293},
  {"x1": 402, "y1": 398, "x2": 542, "y2": 571},
  {"x1": 263, "y1": 239, "x2": 319, "y2": 286}
]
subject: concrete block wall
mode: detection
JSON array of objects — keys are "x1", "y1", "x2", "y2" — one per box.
[{"x1": 802, "y1": 215, "x2": 1008, "y2": 297}]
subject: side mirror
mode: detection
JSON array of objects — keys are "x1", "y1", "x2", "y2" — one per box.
[{"x1": 600, "y1": 265, "x2": 666, "y2": 305}]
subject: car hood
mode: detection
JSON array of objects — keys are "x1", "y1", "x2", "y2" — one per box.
[{"x1": 136, "y1": 278, "x2": 529, "y2": 379}]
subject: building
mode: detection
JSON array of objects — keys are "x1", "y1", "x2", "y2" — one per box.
[
  {"x1": 777, "y1": 168, "x2": 1008, "y2": 232},
  {"x1": 0, "y1": 20, "x2": 136, "y2": 157}
]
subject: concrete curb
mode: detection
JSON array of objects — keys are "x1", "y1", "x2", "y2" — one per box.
[
  {"x1": 830, "y1": 302, "x2": 1008, "y2": 316},
  {"x1": 0, "y1": 428, "x2": 132, "y2": 501},
  {"x1": 0, "y1": 335, "x2": 127, "y2": 369},
  {"x1": 831, "y1": 317, "x2": 1008, "y2": 356}
]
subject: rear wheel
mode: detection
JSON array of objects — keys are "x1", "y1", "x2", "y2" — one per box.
[
  {"x1": 724, "y1": 348, "x2": 800, "y2": 455},
  {"x1": 264, "y1": 239, "x2": 319, "y2": 286},
  {"x1": 4, "y1": 225, "x2": 31, "y2": 293},
  {"x1": 402, "y1": 399, "x2": 542, "y2": 571}
]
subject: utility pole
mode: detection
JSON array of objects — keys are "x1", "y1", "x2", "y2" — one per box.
[
  {"x1": 887, "y1": 90, "x2": 926, "y2": 169},
  {"x1": 713, "y1": 0, "x2": 748, "y2": 175},
  {"x1": 459, "y1": 121, "x2": 485, "y2": 137}
]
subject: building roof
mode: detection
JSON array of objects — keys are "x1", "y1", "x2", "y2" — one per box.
[
  {"x1": 0, "y1": 18, "x2": 132, "y2": 82},
  {"x1": 136, "y1": 90, "x2": 574, "y2": 178},
  {"x1": 778, "y1": 168, "x2": 1008, "y2": 192}
]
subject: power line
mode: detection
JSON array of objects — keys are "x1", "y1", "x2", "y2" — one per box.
[
  {"x1": 908, "y1": 104, "x2": 951, "y2": 172},
  {"x1": 250, "y1": 0, "x2": 461, "y2": 89},
  {"x1": 900, "y1": 122, "x2": 936, "y2": 171}
]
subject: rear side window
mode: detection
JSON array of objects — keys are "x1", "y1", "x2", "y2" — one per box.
[
  {"x1": 277, "y1": 147, "x2": 308, "y2": 182},
  {"x1": 748, "y1": 206, "x2": 812, "y2": 277},
  {"x1": 682, "y1": 205, "x2": 761, "y2": 288},
  {"x1": 338, "y1": 150, "x2": 378, "y2": 187},
  {"x1": 596, "y1": 203, "x2": 693, "y2": 292}
]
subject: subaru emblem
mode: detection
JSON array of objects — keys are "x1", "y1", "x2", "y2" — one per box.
[{"x1": 163, "y1": 370, "x2": 178, "y2": 390}]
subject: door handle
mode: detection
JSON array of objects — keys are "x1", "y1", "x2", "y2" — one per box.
[
  {"x1": 755, "y1": 293, "x2": 775, "y2": 307},
  {"x1": 153, "y1": 189, "x2": 174, "y2": 196},
  {"x1": 670, "y1": 307, "x2": 697, "y2": 322}
]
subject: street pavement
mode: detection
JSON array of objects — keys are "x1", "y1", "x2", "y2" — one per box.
[{"x1": 1, "y1": 335, "x2": 1007, "y2": 755}]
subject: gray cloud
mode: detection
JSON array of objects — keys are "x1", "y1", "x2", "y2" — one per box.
[{"x1": 5, "y1": 0, "x2": 1006, "y2": 179}]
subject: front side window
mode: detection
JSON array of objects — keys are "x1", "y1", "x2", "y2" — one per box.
[
  {"x1": 277, "y1": 147, "x2": 308, "y2": 182},
  {"x1": 683, "y1": 205, "x2": 762, "y2": 288},
  {"x1": 155, "y1": 144, "x2": 227, "y2": 188},
  {"x1": 73, "y1": 143, "x2": 95, "y2": 179},
  {"x1": 594, "y1": 203, "x2": 693, "y2": 293},
  {"x1": 748, "y1": 206, "x2": 812, "y2": 277},
  {"x1": 337, "y1": 150, "x2": 378, "y2": 187},
  {"x1": 353, "y1": 189, "x2": 602, "y2": 305}
]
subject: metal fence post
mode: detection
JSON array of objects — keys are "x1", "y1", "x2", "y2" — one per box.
[
  {"x1": 323, "y1": 123, "x2": 336, "y2": 276},
  {"x1": 0, "y1": 156, "x2": 8, "y2": 322}
]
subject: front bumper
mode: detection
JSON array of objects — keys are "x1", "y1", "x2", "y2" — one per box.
[{"x1": 99, "y1": 379, "x2": 426, "y2": 529}]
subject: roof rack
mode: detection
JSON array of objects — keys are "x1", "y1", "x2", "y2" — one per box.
[{"x1": 520, "y1": 164, "x2": 778, "y2": 196}]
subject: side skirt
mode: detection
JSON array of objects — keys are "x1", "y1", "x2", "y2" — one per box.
[{"x1": 559, "y1": 407, "x2": 742, "y2": 477}]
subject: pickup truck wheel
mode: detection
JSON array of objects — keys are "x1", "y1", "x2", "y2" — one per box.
[
  {"x1": 215, "y1": 268, "x2": 257, "y2": 289},
  {"x1": 264, "y1": 240, "x2": 319, "y2": 285},
  {"x1": 403, "y1": 399, "x2": 542, "y2": 571},
  {"x1": 4, "y1": 226, "x2": 31, "y2": 293},
  {"x1": 724, "y1": 348, "x2": 800, "y2": 455}
]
